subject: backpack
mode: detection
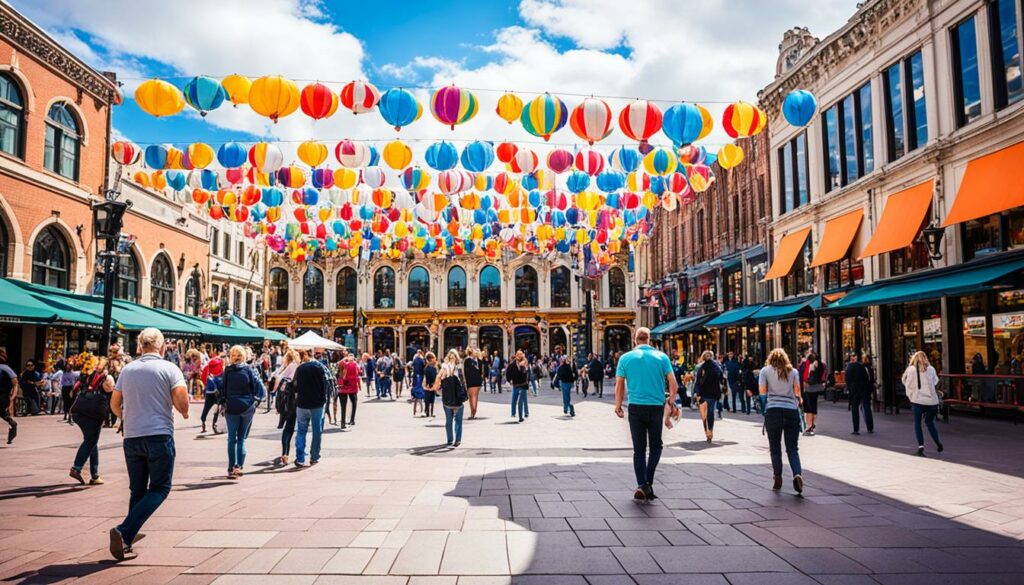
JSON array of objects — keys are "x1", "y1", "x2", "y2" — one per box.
[{"x1": 69, "y1": 372, "x2": 109, "y2": 421}]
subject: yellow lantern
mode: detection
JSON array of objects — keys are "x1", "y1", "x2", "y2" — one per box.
[
  {"x1": 382, "y1": 140, "x2": 413, "y2": 170},
  {"x1": 221, "y1": 74, "x2": 252, "y2": 106},
  {"x1": 717, "y1": 144, "x2": 745, "y2": 170},
  {"x1": 496, "y1": 93, "x2": 523, "y2": 124},
  {"x1": 334, "y1": 168, "x2": 358, "y2": 189},
  {"x1": 297, "y1": 141, "x2": 328, "y2": 167},
  {"x1": 248, "y1": 75, "x2": 300, "y2": 123},
  {"x1": 185, "y1": 142, "x2": 214, "y2": 169},
  {"x1": 134, "y1": 79, "x2": 185, "y2": 117}
]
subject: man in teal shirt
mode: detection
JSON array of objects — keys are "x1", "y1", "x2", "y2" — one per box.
[{"x1": 615, "y1": 327, "x2": 679, "y2": 502}]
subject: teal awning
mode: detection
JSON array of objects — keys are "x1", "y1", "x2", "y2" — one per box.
[
  {"x1": 654, "y1": 313, "x2": 717, "y2": 336},
  {"x1": 706, "y1": 304, "x2": 765, "y2": 328},
  {"x1": 651, "y1": 318, "x2": 685, "y2": 337},
  {"x1": 1, "y1": 279, "x2": 105, "y2": 327},
  {"x1": 751, "y1": 295, "x2": 822, "y2": 324},
  {"x1": 223, "y1": 312, "x2": 290, "y2": 342},
  {"x1": 825, "y1": 255, "x2": 1024, "y2": 311}
]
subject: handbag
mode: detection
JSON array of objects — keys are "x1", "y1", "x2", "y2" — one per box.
[{"x1": 69, "y1": 373, "x2": 109, "y2": 421}]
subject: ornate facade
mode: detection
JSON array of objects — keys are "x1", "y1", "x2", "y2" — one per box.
[{"x1": 263, "y1": 254, "x2": 638, "y2": 361}]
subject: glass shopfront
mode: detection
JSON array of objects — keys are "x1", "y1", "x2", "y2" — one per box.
[
  {"x1": 780, "y1": 318, "x2": 816, "y2": 360},
  {"x1": 886, "y1": 300, "x2": 944, "y2": 394},
  {"x1": 960, "y1": 288, "x2": 1024, "y2": 374},
  {"x1": 405, "y1": 326, "x2": 431, "y2": 361}
]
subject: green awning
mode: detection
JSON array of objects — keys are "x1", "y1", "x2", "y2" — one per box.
[
  {"x1": 145, "y1": 307, "x2": 265, "y2": 342},
  {"x1": 1, "y1": 279, "x2": 105, "y2": 327},
  {"x1": 651, "y1": 318, "x2": 685, "y2": 337},
  {"x1": 751, "y1": 296, "x2": 822, "y2": 324},
  {"x1": 706, "y1": 304, "x2": 765, "y2": 328},
  {"x1": 223, "y1": 313, "x2": 290, "y2": 342},
  {"x1": 825, "y1": 255, "x2": 1024, "y2": 311},
  {"x1": 672, "y1": 312, "x2": 718, "y2": 333},
  {"x1": 0, "y1": 279, "x2": 63, "y2": 324},
  {"x1": 110, "y1": 300, "x2": 203, "y2": 337}
]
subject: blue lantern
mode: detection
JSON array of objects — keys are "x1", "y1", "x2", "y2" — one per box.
[{"x1": 783, "y1": 89, "x2": 818, "y2": 127}]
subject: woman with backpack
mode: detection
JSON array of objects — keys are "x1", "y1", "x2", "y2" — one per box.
[
  {"x1": 555, "y1": 355, "x2": 577, "y2": 417},
  {"x1": 439, "y1": 349, "x2": 467, "y2": 447},
  {"x1": 275, "y1": 349, "x2": 300, "y2": 464},
  {"x1": 68, "y1": 357, "x2": 114, "y2": 486},
  {"x1": 903, "y1": 351, "x2": 943, "y2": 457},
  {"x1": 694, "y1": 351, "x2": 724, "y2": 442},
  {"x1": 199, "y1": 352, "x2": 224, "y2": 434},
  {"x1": 802, "y1": 351, "x2": 826, "y2": 436},
  {"x1": 218, "y1": 345, "x2": 265, "y2": 479},
  {"x1": 392, "y1": 353, "x2": 406, "y2": 400}
]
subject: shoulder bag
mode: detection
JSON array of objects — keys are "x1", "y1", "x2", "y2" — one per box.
[{"x1": 69, "y1": 373, "x2": 109, "y2": 421}]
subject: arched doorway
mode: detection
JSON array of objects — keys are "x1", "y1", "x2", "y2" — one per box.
[
  {"x1": 443, "y1": 326, "x2": 468, "y2": 355},
  {"x1": 604, "y1": 326, "x2": 632, "y2": 361},
  {"x1": 405, "y1": 326, "x2": 431, "y2": 361},
  {"x1": 479, "y1": 326, "x2": 504, "y2": 360},
  {"x1": 514, "y1": 325, "x2": 540, "y2": 357},
  {"x1": 549, "y1": 327, "x2": 567, "y2": 356},
  {"x1": 372, "y1": 327, "x2": 396, "y2": 354},
  {"x1": 333, "y1": 326, "x2": 354, "y2": 349}
]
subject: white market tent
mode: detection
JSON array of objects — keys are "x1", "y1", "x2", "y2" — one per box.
[{"x1": 288, "y1": 330, "x2": 345, "y2": 351}]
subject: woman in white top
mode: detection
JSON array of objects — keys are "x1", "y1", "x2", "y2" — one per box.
[{"x1": 902, "y1": 351, "x2": 943, "y2": 457}]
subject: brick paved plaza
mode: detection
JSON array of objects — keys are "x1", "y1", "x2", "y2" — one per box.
[{"x1": 1, "y1": 390, "x2": 1023, "y2": 584}]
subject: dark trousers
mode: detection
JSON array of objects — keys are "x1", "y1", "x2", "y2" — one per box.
[
  {"x1": 280, "y1": 411, "x2": 296, "y2": 456},
  {"x1": 850, "y1": 390, "x2": 873, "y2": 433},
  {"x1": 339, "y1": 393, "x2": 357, "y2": 425},
  {"x1": 200, "y1": 394, "x2": 219, "y2": 426},
  {"x1": 912, "y1": 404, "x2": 941, "y2": 448},
  {"x1": 72, "y1": 414, "x2": 103, "y2": 478},
  {"x1": 627, "y1": 404, "x2": 664, "y2": 488},
  {"x1": 61, "y1": 386, "x2": 74, "y2": 419},
  {"x1": 118, "y1": 435, "x2": 175, "y2": 545},
  {"x1": 23, "y1": 389, "x2": 40, "y2": 415},
  {"x1": 765, "y1": 408, "x2": 802, "y2": 477},
  {"x1": 729, "y1": 382, "x2": 749, "y2": 413},
  {"x1": 424, "y1": 391, "x2": 436, "y2": 416},
  {"x1": 0, "y1": 395, "x2": 15, "y2": 432}
]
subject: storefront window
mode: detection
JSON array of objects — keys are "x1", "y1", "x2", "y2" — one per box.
[
  {"x1": 994, "y1": 289, "x2": 1024, "y2": 372},
  {"x1": 963, "y1": 209, "x2": 1024, "y2": 260},
  {"x1": 268, "y1": 268, "x2": 288, "y2": 311},
  {"x1": 724, "y1": 269, "x2": 743, "y2": 309},
  {"x1": 782, "y1": 235, "x2": 814, "y2": 298},
  {"x1": 443, "y1": 326, "x2": 468, "y2": 354},
  {"x1": 405, "y1": 326, "x2": 431, "y2": 361},
  {"x1": 374, "y1": 267, "x2": 395, "y2": 309},
  {"x1": 696, "y1": 272, "x2": 717, "y2": 313},
  {"x1": 824, "y1": 255, "x2": 865, "y2": 291},
  {"x1": 889, "y1": 241, "x2": 931, "y2": 276}
]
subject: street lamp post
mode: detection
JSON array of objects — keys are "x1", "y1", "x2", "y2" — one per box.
[{"x1": 92, "y1": 198, "x2": 130, "y2": 357}]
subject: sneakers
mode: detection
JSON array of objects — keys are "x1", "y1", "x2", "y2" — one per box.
[
  {"x1": 937, "y1": 442, "x2": 944, "y2": 453},
  {"x1": 633, "y1": 486, "x2": 647, "y2": 502},
  {"x1": 89, "y1": 477, "x2": 104, "y2": 486},
  {"x1": 6, "y1": 425, "x2": 15, "y2": 444},
  {"x1": 772, "y1": 475, "x2": 782, "y2": 490},
  {"x1": 916, "y1": 446, "x2": 926, "y2": 457},
  {"x1": 69, "y1": 468, "x2": 85, "y2": 485},
  {"x1": 642, "y1": 484, "x2": 658, "y2": 500},
  {"x1": 518, "y1": 416, "x2": 524, "y2": 423},
  {"x1": 793, "y1": 475, "x2": 804, "y2": 495},
  {"x1": 453, "y1": 441, "x2": 460, "y2": 447}
]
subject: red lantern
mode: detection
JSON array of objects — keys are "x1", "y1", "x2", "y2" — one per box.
[{"x1": 496, "y1": 141, "x2": 518, "y2": 164}]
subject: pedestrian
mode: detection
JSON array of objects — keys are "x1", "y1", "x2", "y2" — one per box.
[
  {"x1": 219, "y1": 345, "x2": 264, "y2": 479},
  {"x1": 694, "y1": 351, "x2": 724, "y2": 442},
  {"x1": 556, "y1": 355, "x2": 577, "y2": 417},
  {"x1": 439, "y1": 350, "x2": 467, "y2": 447},
  {"x1": 60, "y1": 357, "x2": 80, "y2": 424},
  {"x1": 0, "y1": 349, "x2": 17, "y2": 443},
  {"x1": 19, "y1": 358, "x2": 44, "y2": 416},
  {"x1": 376, "y1": 351, "x2": 393, "y2": 399},
  {"x1": 68, "y1": 356, "x2": 114, "y2": 485},
  {"x1": 614, "y1": 327, "x2": 678, "y2": 502},
  {"x1": 903, "y1": 351, "x2": 943, "y2": 457},
  {"x1": 802, "y1": 351, "x2": 826, "y2": 436},
  {"x1": 724, "y1": 352, "x2": 747, "y2": 414},
  {"x1": 759, "y1": 348, "x2": 804, "y2": 494},
  {"x1": 199, "y1": 352, "x2": 223, "y2": 434},
  {"x1": 269, "y1": 348, "x2": 298, "y2": 415},
  {"x1": 392, "y1": 352, "x2": 405, "y2": 399},
  {"x1": 844, "y1": 353, "x2": 874, "y2": 435},
  {"x1": 46, "y1": 360, "x2": 64, "y2": 415},
  {"x1": 108, "y1": 328, "x2": 189, "y2": 561},
  {"x1": 506, "y1": 350, "x2": 530, "y2": 422},
  {"x1": 463, "y1": 347, "x2": 483, "y2": 419},
  {"x1": 363, "y1": 353, "x2": 376, "y2": 397},
  {"x1": 490, "y1": 353, "x2": 503, "y2": 393},
  {"x1": 181, "y1": 349, "x2": 202, "y2": 401},
  {"x1": 338, "y1": 352, "x2": 360, "y2": 429},
  {"x1": 588, "y1": 353, "x2": 605, "y2": 398},
  {"x1": 530, "y1": 358, "x2": 543, "y2": 397},
  {"x1": 412, "y1": 349, "x2": 425, "y2": 396},
  {"x1": 275, "y1": 353, "x2": 299, "y2": 465},
  {"x1": 423, "y1": 352, "x2": 439, "y2": 418},
  {"x1": 741, "y1": 356, "x2": 762, "y2": 414},
  {"x1": 292, "y1": 349, "x2": 327, "y2": 467}
]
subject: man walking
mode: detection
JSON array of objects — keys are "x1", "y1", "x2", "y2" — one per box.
[
  {"x1": 724, "y1": 352, "x2": 747, "y2": 414},
  {"x1": 292, "y1": 350, "x2": 327, "y2": 466},
  {"x1": 506, "y1": 350, "x2": 530, "y2": 422},
  {"x1": 588, "y1": 353, "x2": 605, "y2": 398},
  {"x1": 108, "y1": 328, "x2": 188, "y2": 561},
  {"x1": 844, "y1": 353, "x2": 874, "y2": 435},
  {"x1": 614, "y1": 328, "x2": 679, "y2": 502},
  {"x1": 0, "y1": 349, "x2": 18, "y2": 444}
]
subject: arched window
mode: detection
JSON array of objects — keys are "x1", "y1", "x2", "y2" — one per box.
[
  {"x1": 44, "y1": 103, "x2": 80, "y2": 180},
  {"x1": 31, "y1": 225, "x2": 70, "y2": 289},
  {"x1": 336, "y1": 267, "x2": 356, "y2": 308},
  {"x1": 609, "y1": 267, "x2": 627, "y2": 308},
  {"x1": 0, "y1": 216, "x2": 9, "y2": 277},
  {"x1": 303, "y1": 266, "x2": 324, "y2": 309},
  {"x1": 269, "y1": 268, "x2": 289, "y2": 310},
  {"x1": 150, "y1": 255, "x2": 175, "y2": 310},
  {"x1": 515, "y1": 266, "x2": 538, "y2": 307},
  {"x1": 408, "y1": 266, "x2": 430, "y2": 308},
  {"x1": 479, "y1": 265, "x2": 501, "y2": 308},
  {"x1": 447, "y1": 266, "x2": 466, "y2": 307},
  {"x1": 550, "y1": 266, "x2": 571, "y2": 308},
  {"x1": 0, "y1": 75, "x2": 24, "y2": 158},
  {"x1": 184, "y1": 276, "x2": 199, "y2": 316},
  {"x1": 116, "y1": 252, "x2": 139, "y2": 303},
  {"x1": 374, "y1": 267, "x2": 395, "y2": 308}
]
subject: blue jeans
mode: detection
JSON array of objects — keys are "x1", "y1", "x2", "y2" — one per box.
[
  {"x1": 72, "y1": 414, "x2": 103, "y2": 478},
  {"x1": 702, "y1": 398, "x2": 718, "y2": 432},
  {"x1": 378, "y1": 377, "x2": 391, "y2": 398},
  {"x1": 295, "y1": 407, "x2": 324, "y2": 464},
  {"x1": 559, "y1": 381, "x2": 575, "y2": 414},
  {"x1": 225, "y1": 408, "x2": 255, "y2": 472},
  {"x1": 444, "y1": 405, "x2": 464, "y2": 444},
  {"x1": 729, "y1": 381, "x2": 749, "y2": 413},
  {"x1": 118, "y1": 435, "x2": 175, "y2": 545},
  {"x1": 765, "y1": 407, "x2": 802, "y2": 477},
  {"x1": 511, "y1": 385, "x2": 530, "y2": 418},
  {"x1": 912, "y1": 404, "x2": 941, "y2": 448},
  {"x1": 530, "y1": 378, "x2": 538, "y2": 396}
]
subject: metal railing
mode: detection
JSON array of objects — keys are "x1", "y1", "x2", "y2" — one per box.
[{"x1": 938, "y1": 373, "x2": 1024, "y2": 423}]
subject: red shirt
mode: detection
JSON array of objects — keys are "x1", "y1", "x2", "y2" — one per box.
[
  {"x1": 201, "y1": 357, "x2": 224, "y2": 385},
  {"x1": 338, "y1": 360, "x2": 360, "y2": 394}
]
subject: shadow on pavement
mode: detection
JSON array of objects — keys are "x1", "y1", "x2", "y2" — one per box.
[{"x1": 0, "y1": 483, "x2": 86, "y2": 501}]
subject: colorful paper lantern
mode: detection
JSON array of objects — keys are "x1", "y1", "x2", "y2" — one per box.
[
  {"x1": 134, "y1": 79, "x2": 184, "y2": 118},
  {"x1": 248, "y1": 75, "x2": 300, "y2": 123},
  {"x1": 717, "y1": 144, "x2": 745, "y2": 170},
  {"x1": 300, "y1": 82, "x2": 339, "y2": 120},
  {"x1": 378, "y1": 88, "x2": 420, "y2": 131},
  {"x1": 722, "y1": 101, "x2": 766, "y2": 138},
  {"x1": 297, "y1": 140, "x2": 328, "y2": 167},
  {"x1": 183, "y1": 142, "x2": 215, "y2": 169},
  {"x1": 618, "y1": 99, "x2": 662, "y2": 146},
  {"x1": 217, "y1": 142, "x2": 248, "y2": 168},
  {"x1": 496, "y1": 141, "x2": 518, "y2": 164},
  {"x1": 430, "y1": 85, "x2": 479, "y2": 130},
  {"x1": 221, "y1": 74, "x2": 251, "y2": 106},
  {"x1": 248, "y1": 142, "x2": 284, "y2": 173},
  {"x1": 569, "y1": 97, "x2": 613, "y2": 145},
  {"x1": 183, "y1": 75, "x2": 226, "y2": 116},
  {"x1": 609, "y1": 147, "x2": 641, "y2": 173},
  {"x1": 783, "y1": 89, "x2": 817, "y2": 127},
  {"x1": 425, "y1": 141, "x2": 459, "y2": 171},
  {"x1": 546, "y1": 148, "x2": 574, "y2": 174},
  {"x1": 662, "y1": 102, "x2": 709, "y2": 147},
  {"x1": 520, "y1": 94, "x2": 568, "y2": 141},
  {"x1": 496, "y1": 92, "x2": 523, "y2": 124},
  {"x1": 111, "y1": 141, "x2": 140, "y2": 165},
  {"x1": 460, "y1": 141, "x2": 495, "y2": 173},
  {"x1": 340, "y1": 80, "x2": 380, "y2": 114},
  {"x1": 642, "y1": 148, "x2": 678, "y2": 176},
  {"x1": 509, "y1": 148, "x2": 539, "y2": 174},
  {"x1": 382, "y1": 140, "x2": 413, "y2": 170},
  {"x1": 574, "y1": 149, "x2": 605, "y2": 176},
  {"x1": 335, "y1": 139, "x2": 370, "y2": 168}
]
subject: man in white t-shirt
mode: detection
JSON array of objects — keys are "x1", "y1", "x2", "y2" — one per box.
[{"x1": 108, "y1": 328, "x2": 188, "y2": 561}]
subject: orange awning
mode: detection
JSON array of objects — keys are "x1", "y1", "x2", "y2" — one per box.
[
  {"x1": 810, "y1": 209, "x2": 864, "y2": 267},
  {"x1": 764, "y1": 227, "x2": 812, "y2": 280},
  {"x1": 858, "y1": 180, "x2": 933, "y2": 259},
  {"x1": 944, "y1": 140, "x2": 1024, "y2": 226}
]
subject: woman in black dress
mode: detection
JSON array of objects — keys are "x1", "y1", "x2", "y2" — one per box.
[
  {"x1": 423, "y1": 352, "x2": 439, "y2": 418},
  {"x1": 463, "y1": 348, "x2": 483, "y2": 419}
]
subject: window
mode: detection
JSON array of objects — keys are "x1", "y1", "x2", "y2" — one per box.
[
  {"x1": 480, "y1": 265, "x2": 501, "y2": 307},
  {"x1": 302, "y1": 266, "x2": 324, "y2": 310},
  {"x1": 210, "y1": 227, "x2": 220, "y2": 257},
  {"x1": 823, "y1": 107, "x2": 841, "y2": 191},
  {"x1": 185, "y1": 277, "x2": 199, "y2": 316},
  {"x1": 824, "y1": 254, "x2": 865, "y2": 291},
  {"x1": 31, "y1": 226, "x2": 70, "y2": 289},
  {"x1": 237, "y1": 241, "x2": 245, "y2": 266},
  {"x1": 408, "y1": 266, "x2": 430, "y2": 308},
  {"x1": 222, "y1": 232, "x2": 231, "y2": 259},
  {"x1": 515, "y1": 266, "x2": 538, "y2": 307},
  {"x1": 43, "y1": 103, "x2": 80, "y2": 180},
  {"x1": 952, "y1": 16, "x2": 983, "y2": 127},
  {"x1": 782, "y1": 233, "x2": 814, "y2": 298},
  {"x1": 963, "y1": 208, "x2": 1024, "y2": 260},
  {"x1": 374, "y1": 267, "x2": 395, "y2": 308},
  {"x1": 269, "y1": 268, "x2": 289, "y2": 310},
  {"x1": 991, "y1": 0, "x2": 1024, "y2": 108},
  {"x1": 0, "y1": 75, "x2": 24, "y2": 158},
  {"x1": 233, "y1": 289, "x2": 241, "y2": 315},
  {"x1": 150, "y1": 255, "x2": 175, "y2": 310},
  {"x1": 696, "y1": 209, "x2": 706, "y2": 261},
  {"x1": 858, "y1": 83, "x2": 874, "y2": 175},
  {"x1": 448, "y1": 266, "x2": 467, "y2": 307},
  {"x1": 245, "y1": 291, "x2": 253, "y2": 318},
  {"x1": 116, "y1": 252, "x2": 139, "y2": 302},
  {"x1": 823, "y1": 83, "x2": 873, "y2": 191},
  {"x1": 550, "y1": 266, "x2": 571, "y2": 308},
  {"x1": 608, "y1": 267, "x2": 626, "y2": 308},
  {"x1": 778, "y1": 132, "x2": 809, "y2": 212},
  {"x1": 336, "y1": 267, "x2": 356, "y2": 308},
  {"x1": 725, "y1": 269, "x2": 742, "y2": 309},
  {"x1": 884, "y1": 51, "x2": 929, "y2": 162}
]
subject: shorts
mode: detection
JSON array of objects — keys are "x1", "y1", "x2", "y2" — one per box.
[{"x1": 803, "y1": 391, "x2": 820, "y2": 414}]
